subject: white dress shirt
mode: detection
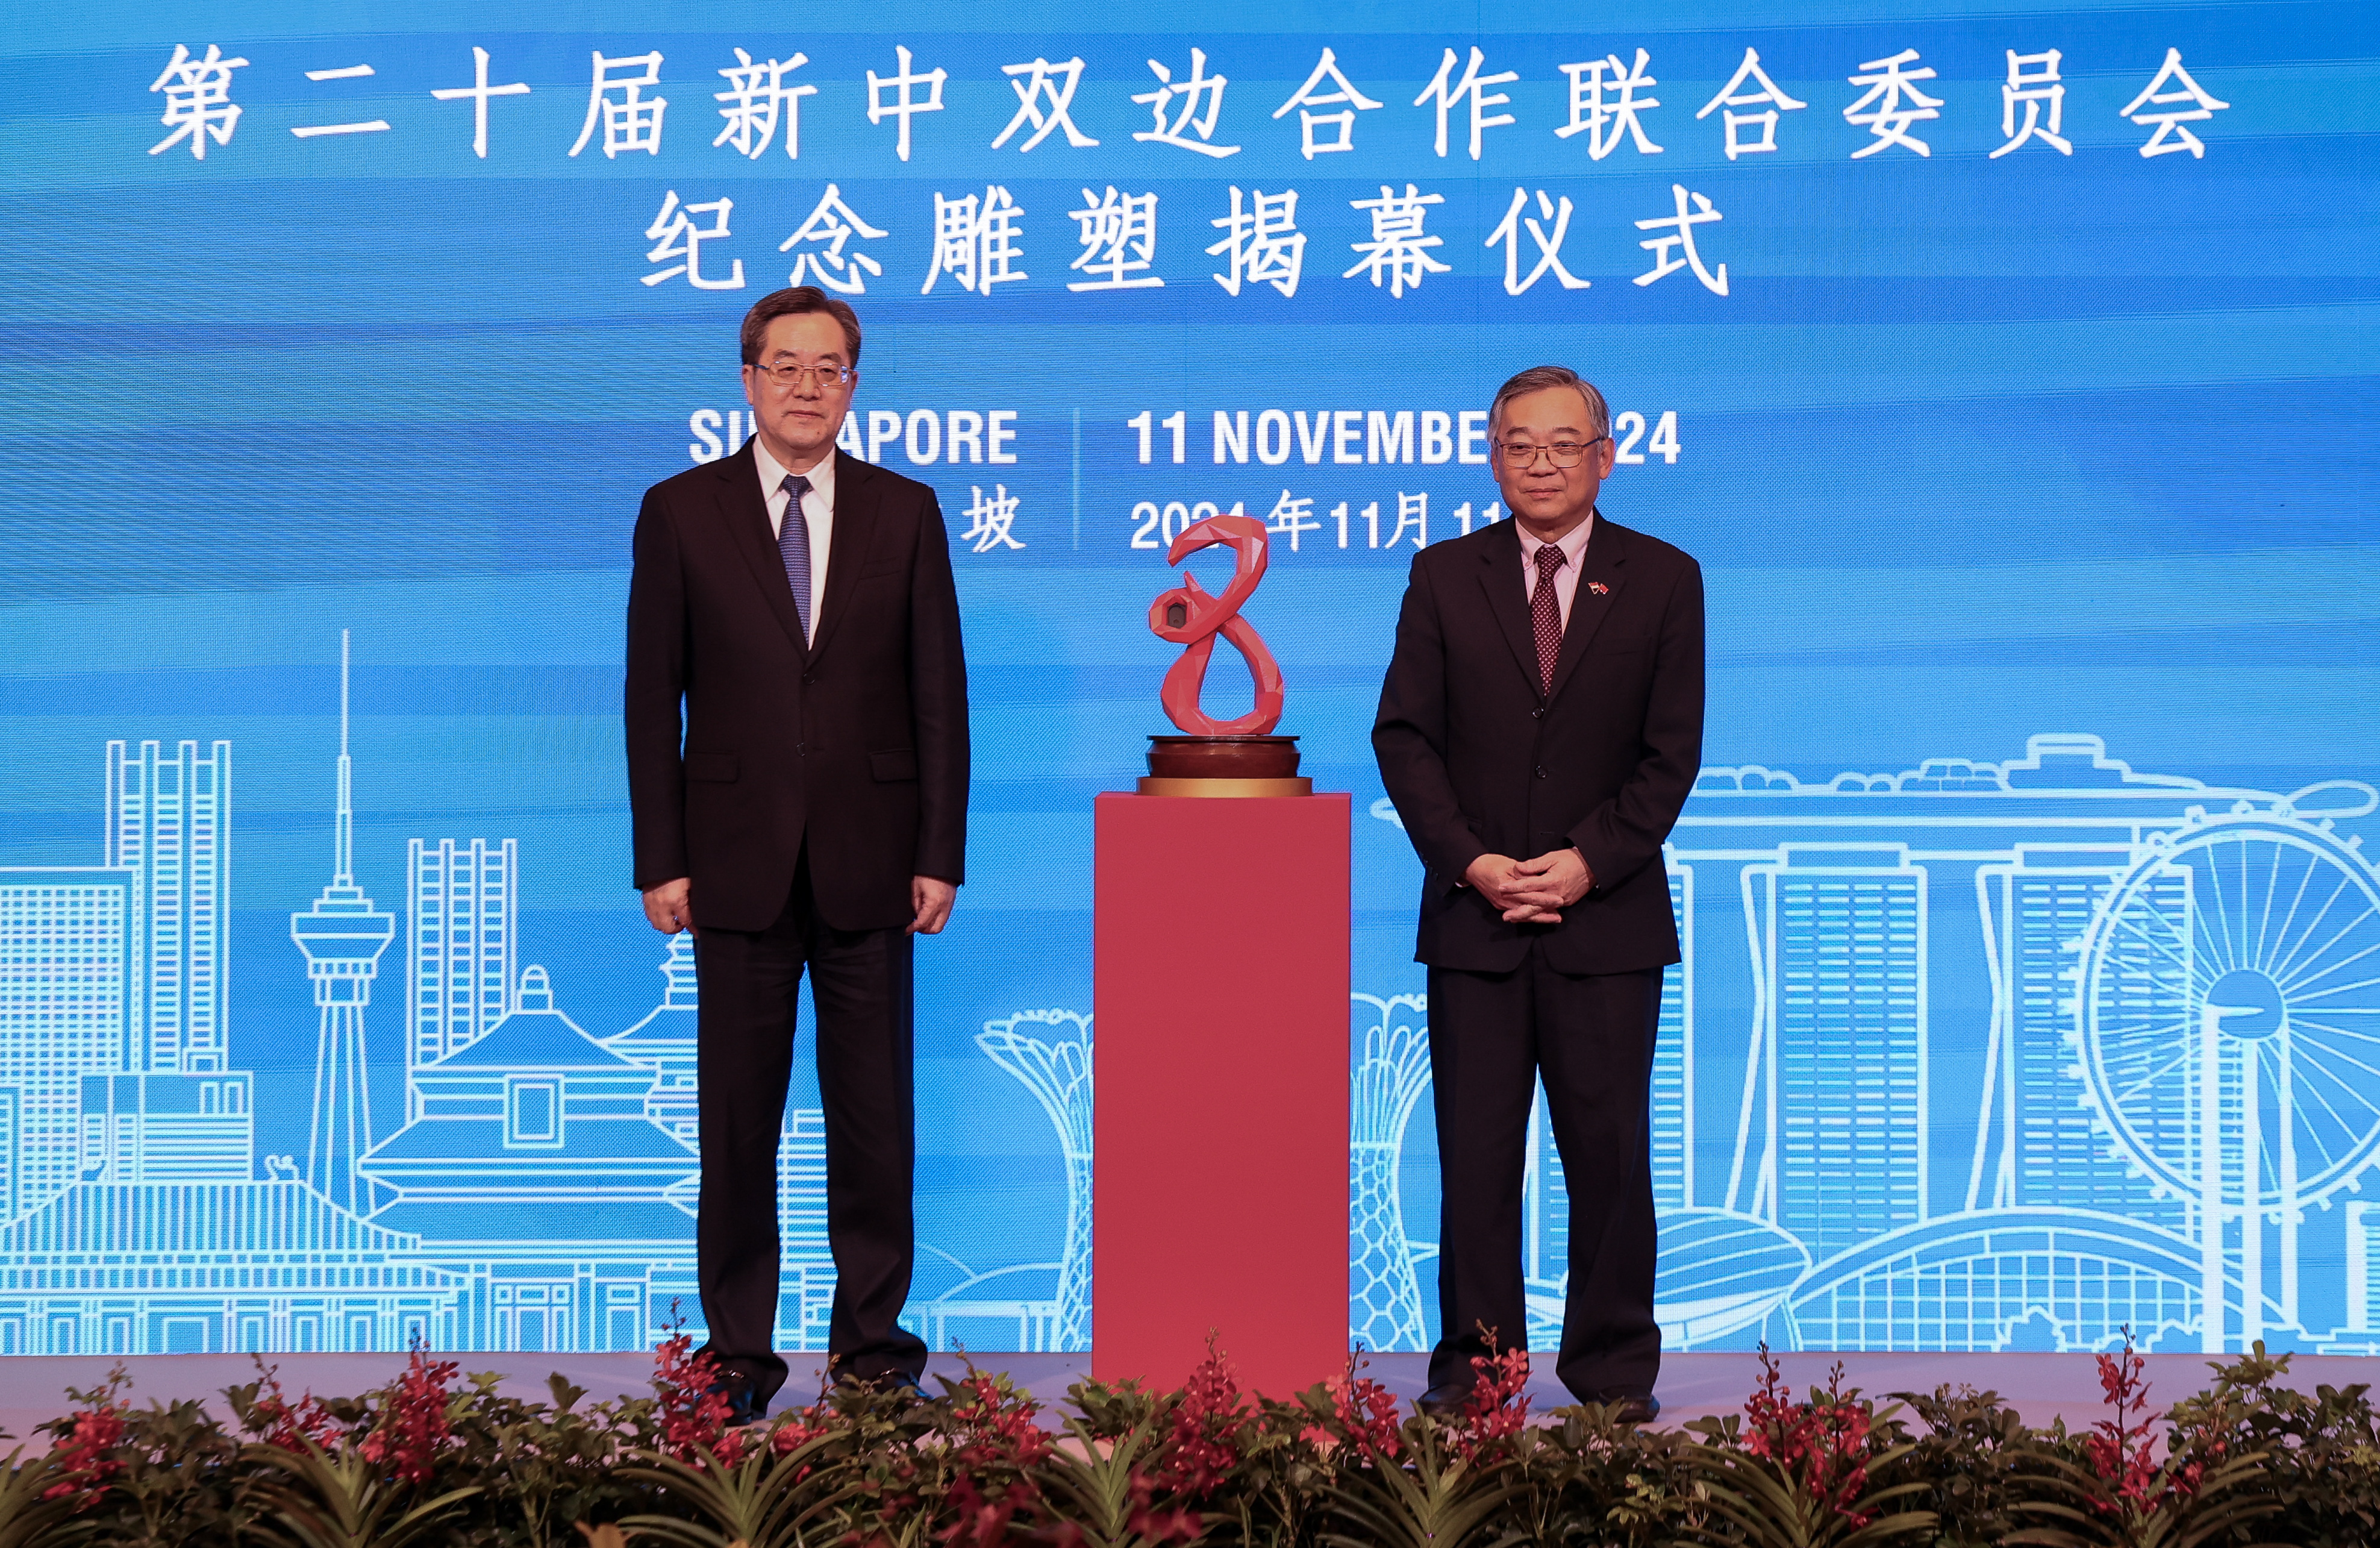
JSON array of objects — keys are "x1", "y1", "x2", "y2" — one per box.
[
  {"x1": 1520, "y1": 509, "x2": 1596, "y2": 631},
  {"x1": 752, "y1": 437, "x2": 835, "y2": 635}
]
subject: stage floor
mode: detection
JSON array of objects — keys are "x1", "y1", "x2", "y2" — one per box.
[{"x1": 4, "y1": 1349, "x2": 2371, "y2": 1449}]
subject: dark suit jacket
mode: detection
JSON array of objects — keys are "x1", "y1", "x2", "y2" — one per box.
[
  {"x1": 1373, "y1": 512, "x2": 1704, "y2": 975},
  {"x1": 625, "y1": 445, "x2": 969, "y2": 933}
]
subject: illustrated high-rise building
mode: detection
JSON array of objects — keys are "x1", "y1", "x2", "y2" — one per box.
[
  {"x1": 1752, "y1": 847, "x2": 1928, "y2": 1256},
  {"x1": 407, "y1": 838, "x2": 516, "y2": 1067},
  {"x1": 2346, "y1": 1203, "x2": 2379, "y2": 1344},
  {"x1": 107, "y1": 739, "x2": 230, "y2": 1073},
  {"x1": 80, "y1": 1072, "x2": 255, "y2": 1185},
  {"x1": 0, "y1": 870, "x2": 136, "y2": 1212},
  {"x1": 291, "y1": 633, "x2": 394, "y2": 1219},
  {"x1": 776, "y1": 1109, "x2": 835, "y2": 1349},
  {"x1": 1971, "y1": 851, "x2": 2188, "y2": 1229}
]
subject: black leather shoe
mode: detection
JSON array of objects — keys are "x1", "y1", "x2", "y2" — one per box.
[
  {"x1": 1414, "y1": 1381, "x2": 1471, "y2": 1420},
  {"x1": 706, "y1": 1374, "x2": 765, "y2": 1428}
]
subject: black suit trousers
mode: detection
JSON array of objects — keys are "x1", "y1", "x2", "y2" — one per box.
[
  {"x1": 693, "y1": 851, "x2": 926, "y2": 1405},
  {"x1": 1426, "y1": 949, "x2": 1662, "y2": 1402}
]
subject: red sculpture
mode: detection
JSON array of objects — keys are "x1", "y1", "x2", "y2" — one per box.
[{"x1": 1147, "y1": 513, "x2": 1285, "y2": 737}]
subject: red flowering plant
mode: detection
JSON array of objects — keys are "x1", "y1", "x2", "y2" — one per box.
[
  {"x1": 1445, "y1": 1338, "x2": 1533, "y2": 1464},
  {"x1": 230, "y1": 1355, "x2": 348, "y2": 1453},
  {"x1": 357, "y1": 1342, "x2": 464, "y2": 1485},
  {"x1": 620, "y1": 1353, "x2": 881, "y2": 1548},
  {"x1": 1149, "y1": 1335, "x2": 1250, "y2": 1499},
  {"x1": 1742, "y1": 1352, "x2": 1885, "y2": 1526},
  {"x1": 1310, "y1": 1349, "x2": 1404, "y2": 1465},
  {"x1": 2009, "y1": 1324, "x2": 2281, "y2": 1545},
  {"x1": 1675, "y1": 1346, "x2": 1934, "y2": 1547},
  {"x1": 1030, "y1": 1350, "x2": 1222, "y2": 1548},
  {"x1": 768, "y1": 1399, "x2": 834, "y2": 1460},
  {"x1": 934, "y1": 1364, "x2": 1055, "y2": 1546},
  {"x1": 2082, "y1": 1334, "x2": 2162, "y2": 1512},
  {"x1": 36, "y1": 1364, "x2": 130, "y2": 1512},
  {"x1": 1307, "y1": 1334, "x2": 1543, "y2": 1548},
  {"x1": 648, "y1": 1329, "x2": 745, "y2": 1468},
  {"x1": 31, "y1": 1367, "x2": 259, "y2": 1545},
  {"x1": 1058, "y1": 1340, "x2": 1328, "y2": 1548},
  {"x1": 1046, "y1": 1335, "x2": 1255, "y2": 1546}
]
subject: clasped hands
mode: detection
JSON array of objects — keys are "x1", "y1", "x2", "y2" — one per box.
[
  {"x1": 1464, "y1": 848, "x2": 1593, "y2": 924},
  {"x1": 639, "y1": 876, "x2": 958, "y2": 936}
]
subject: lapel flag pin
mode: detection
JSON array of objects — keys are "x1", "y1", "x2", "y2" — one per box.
[{"x1": 1588, "y1": 581, "x2": 1610, "y2": 595}]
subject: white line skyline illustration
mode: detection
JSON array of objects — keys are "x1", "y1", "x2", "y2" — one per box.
[{"x1": 3, "y1": 677, "x2": 2378, "y2": 1355}]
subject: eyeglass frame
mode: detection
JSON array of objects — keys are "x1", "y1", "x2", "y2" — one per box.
[
  {"x1": 751, "y1": 359, "x2": 856, "y2": 390},
  {"x1": 1490, "y1": 434, "x2": 1610, "y2": 469}
]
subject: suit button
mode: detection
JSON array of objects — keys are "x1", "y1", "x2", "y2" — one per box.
[
  {"x1": 801, "y1": 672, "x2": 816, "y2": 685},
  {"x1": 1531, "y1": 707, "x2": 1545, "y2": 719},
  {"x1": 1535, "y1": 766, "x2": 1548, "y2": 779}
]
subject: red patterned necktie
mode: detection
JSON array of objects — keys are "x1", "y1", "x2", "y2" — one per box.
[{"x1": 1531, "y1": 541, "x2": 1567, "y2": 694}]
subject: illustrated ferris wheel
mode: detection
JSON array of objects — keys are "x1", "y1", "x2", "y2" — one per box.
[{"x1": 2076, "y1": 798, "x2": 2380, "y2": 1350}]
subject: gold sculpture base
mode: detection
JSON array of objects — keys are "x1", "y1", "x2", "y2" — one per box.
[{"x1": 1135, "y1": 776, "x2": 1314, "y2": 797}]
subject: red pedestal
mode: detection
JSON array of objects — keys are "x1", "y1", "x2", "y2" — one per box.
[{"x1": 1093, "y1": 792, "x2": 1351, "y2": 1397}]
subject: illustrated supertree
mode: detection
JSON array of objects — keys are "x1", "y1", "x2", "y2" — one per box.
[
  {"x1": 2075, "y1": 801, "x2": 2380, "y2": 1349},
  {"x1": 1350, "y1": 992, "x2": 1434, "y2": 1353},
  {"x1": 976, "y1": 1010, "x2": 1095, "y2": 1352}
]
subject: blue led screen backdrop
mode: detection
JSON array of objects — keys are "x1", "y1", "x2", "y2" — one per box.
[{"x1": 1, "y1": 1, "x2": 2375, "y2": 1361}]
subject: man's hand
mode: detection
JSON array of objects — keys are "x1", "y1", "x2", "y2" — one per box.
[
  {"x1": 910, "y1": 876, "x2": 957, "y2": 935},
  {"x1": 642, "y1": 877, "x2": 696, "y2": 936},
  {"x1": 1463, "y1": 849, "x2": 1593, "y2": 924}
]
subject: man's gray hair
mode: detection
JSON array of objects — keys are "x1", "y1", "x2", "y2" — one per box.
[{"x1": 1488, "y1": 365, "x2": 1611, "y2": 441}]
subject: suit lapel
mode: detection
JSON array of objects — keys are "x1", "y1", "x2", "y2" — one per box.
[
  {"x1": 1545, "y1": 514, "x2": 1626, "y2": 706},
  {"x1": 1473, "y1": 519, "x2": 1542, "y2": 696},
  {"x1": 804, "y1": 450, "x2": 880, "y2": 665},
  {"x1": 717, "y1": 443, "x2": 810, "y2": 657}
]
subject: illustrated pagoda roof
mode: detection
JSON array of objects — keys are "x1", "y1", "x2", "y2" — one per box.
[
  {"x1": 0, "y1": 1182, "x2": 417, "y2": 1257},
  {"x1": 433, "y1": 966, "x2": 645, "y2": 1071},
  {"x1": 373, "y1": 1198, "x2": 696, "y2": 1247}
]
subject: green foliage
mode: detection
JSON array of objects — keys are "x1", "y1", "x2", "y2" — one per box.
[
  {"x1": 0, "y1": 1344, "x2": 2370, "y2": 1547},
  {"x1": 1027, "y1": 1419, "x2": 1199, "y2": 1547},
  {"x1": 618, "y1": 1432, "x2": 853, "y2": 1548},
  {"x1": 241, "y1": 1438, "x2": 478, "y2": 1548},
  {"x1": 2163, "y1": 1341, "x2": 2380, "y2": 1548},
  {"x1": 1314, "y1": 1418, "x2": 1528, "y2": 1548},
  {"x1": 1531, "y1": 1402, "x2": 1710, "y2": 1547},
  {"x1": 0, "y1": 1449, "x2": 83, "y2": 1548},
  {"x1": 1886, "y1": 1383, "x2": 2060, "y2": 1547}
]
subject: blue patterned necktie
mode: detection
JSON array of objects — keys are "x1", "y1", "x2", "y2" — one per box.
[{"x1": 777, "y1": 472, "x2": 813, "y2": 643}]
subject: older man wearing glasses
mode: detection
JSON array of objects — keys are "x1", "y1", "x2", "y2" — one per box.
[
  {"x1": 626, "y1": 287, "x2": 969, "y2": 1421},
  {"x1": 1373, "y1": 365, "x2": 1704, "y2": 1423}
]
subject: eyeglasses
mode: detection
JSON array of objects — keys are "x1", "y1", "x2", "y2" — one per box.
[
  {"x1": 753, "y1": 360, "x2": 853, "y2": 389},
  {"x1": 1493, "y1": 436, "x2": 1607, "y2": 469}
]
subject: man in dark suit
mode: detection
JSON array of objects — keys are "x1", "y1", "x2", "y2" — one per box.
[
  {"x1": 625, "y1": 286, "x2": 969, "y2": 1420},
  {"x1": 1373, "y1": 365, "x2": 1703, "y2": 1421}
]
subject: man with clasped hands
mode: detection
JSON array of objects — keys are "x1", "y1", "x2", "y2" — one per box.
[
  {"x1": 1373, "y1": 365, "x2": 1704, "y2": 1423},
  {"x1": 625, "y1": 286, "x2": 968, "y2": 1423}
]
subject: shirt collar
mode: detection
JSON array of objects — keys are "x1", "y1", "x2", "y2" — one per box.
[
  {"x1": 753, "y1": 437, "x2": 835, "y2": 505},
  {"x1": 1529, "y1": 509, "x2": 1596, "y2": 566}
]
